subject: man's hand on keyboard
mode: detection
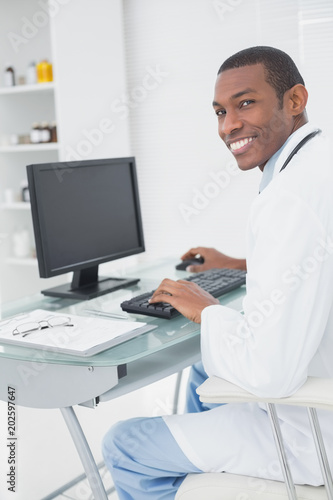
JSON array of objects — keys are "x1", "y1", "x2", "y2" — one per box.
[
  {"x1": 181, "y1": 247, "x2": 246, "y2": 273},
  {"x1": 149, "y1": 278, "x2": 220, "y2": 323}
]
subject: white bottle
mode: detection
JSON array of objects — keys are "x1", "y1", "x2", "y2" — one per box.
[
  {"x1": 12, "y1": 228, "x2": 30, "y2": 258},
  {"x1": 40, "y1": 122, "x2": 51, "y2": 143},
  {"x1": 30, "y1": 122, "x2": 40, "y2": 144},
  {"x1": 4, "y1": 64, "x2": 15, "y2": 87},
  {"x1": 26, "y1": 62, "x2": 37, "y2": 85}
]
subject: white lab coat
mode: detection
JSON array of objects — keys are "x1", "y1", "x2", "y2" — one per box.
[{"x1": 164, "y1": 123, "x2": 333, "y2": 485}]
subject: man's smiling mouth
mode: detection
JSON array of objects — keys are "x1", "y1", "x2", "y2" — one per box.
[{"x1": 229, "y1": 136, "x2": 255, "y2": 152}]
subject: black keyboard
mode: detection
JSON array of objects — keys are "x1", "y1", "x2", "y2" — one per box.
[{"x1": 120, "y1": 268, "x2": 246, "y2": 319}]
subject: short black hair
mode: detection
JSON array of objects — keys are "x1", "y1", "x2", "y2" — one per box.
[{"x1": 218, "y1": 46, "x2": 305, "y2": 106}]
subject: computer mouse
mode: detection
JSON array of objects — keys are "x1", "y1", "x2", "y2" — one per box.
[{"x1": 175, "y1": 256, "x2": 204, "y2": 271}]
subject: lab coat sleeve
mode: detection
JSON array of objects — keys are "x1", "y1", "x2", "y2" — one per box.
[{"x1": 201, "y1": 187, "x2": 333, "y2": 398}]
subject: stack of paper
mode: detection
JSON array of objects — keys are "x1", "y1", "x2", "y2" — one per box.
[{"x1": 0, "y1": 309, "x2": 156, "y2": 357}]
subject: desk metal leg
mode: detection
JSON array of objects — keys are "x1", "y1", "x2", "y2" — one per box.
[{"x1": 60, "y1": 406, "x2": 108, "y2": 500}]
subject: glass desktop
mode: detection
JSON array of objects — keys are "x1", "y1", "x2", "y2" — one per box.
[{"x1": 0, "y1": 258, "x2": 245, "y2": 368}]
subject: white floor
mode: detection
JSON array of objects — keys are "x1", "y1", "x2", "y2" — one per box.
[{"x1": 50, "y1": 464, "x2": 118, "y2": 500}]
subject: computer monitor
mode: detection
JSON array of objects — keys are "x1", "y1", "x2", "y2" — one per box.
[{"x1": 27, "y1": 157, "x2": 145, "y2": 299}]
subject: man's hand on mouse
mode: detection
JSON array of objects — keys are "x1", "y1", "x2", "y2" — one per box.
[
  {"x1": 180, "y1": 247, "x2": 246, "y2": 273},
  {"x1": 149, "y1": 279, "x2": 220, "y2": 323}
]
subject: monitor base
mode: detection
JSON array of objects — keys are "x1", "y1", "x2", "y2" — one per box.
[{"x1": 41, "y1": 276, "x2": 140, "y2": 300}]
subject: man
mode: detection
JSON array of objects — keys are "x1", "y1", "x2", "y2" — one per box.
[{"x1": 102, "y1": 46, "x2": 333, "y2": 499}]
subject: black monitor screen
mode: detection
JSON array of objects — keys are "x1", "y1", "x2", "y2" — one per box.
[{"x1": 27, "y1": 157, "x2": 145, "y2": 299}]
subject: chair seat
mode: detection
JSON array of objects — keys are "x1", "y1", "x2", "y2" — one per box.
[{"x1": 175, "y1": 473, "x2": 326, "y2": 500}]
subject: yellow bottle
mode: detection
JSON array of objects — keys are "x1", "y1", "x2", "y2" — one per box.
[{"x1": 36, "y1": 60, "x2": 53, "y2": 83}]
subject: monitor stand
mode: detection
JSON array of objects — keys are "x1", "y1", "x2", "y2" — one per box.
[{"x1": 41, "y1": 266, "x2": 140, "y2": 300}]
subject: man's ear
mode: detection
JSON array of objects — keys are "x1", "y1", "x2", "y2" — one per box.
[{"x1": 285, "y1": 84, "x2": 308, "y2": 116}]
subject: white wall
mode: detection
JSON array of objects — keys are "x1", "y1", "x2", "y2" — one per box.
[
  {"x1": 50, "y1": 0, "x2": 131, "y2": 162},
  {"x1": 123, "y1": 0, "x2": 333, "y2": 263},
  {"x1": 124, "y1": 0, "x2": 261, "y2": 262}
]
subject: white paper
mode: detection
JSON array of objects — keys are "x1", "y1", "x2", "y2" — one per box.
[{"x1": 0, "y1": 309, "x2": 156, "y2": 356}]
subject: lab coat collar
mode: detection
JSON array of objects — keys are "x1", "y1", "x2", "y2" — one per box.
[{"x1": 259, "y1": 122, "x2": 319, "y2": 193}]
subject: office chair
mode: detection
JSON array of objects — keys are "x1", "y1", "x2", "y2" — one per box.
[{"x1": 175, "y1": 376, "x2": 333, "y2": 500}]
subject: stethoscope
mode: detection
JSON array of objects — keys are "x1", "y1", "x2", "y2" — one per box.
[
  {"x1": 279, "y1": 128, "x2": 321, "y2": 173},
  {"x1": 258, "y1": 128, "x2": 321, "y2": 194}
]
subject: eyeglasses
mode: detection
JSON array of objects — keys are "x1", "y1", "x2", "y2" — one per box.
[{"x1": 12, "y1": 316, "x2": 73, "y2": 337}]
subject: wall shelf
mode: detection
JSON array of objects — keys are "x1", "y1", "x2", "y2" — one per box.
[
  {"x1": 0, "y1": 82, "x2": 55, "y2": 95},
  {"x1": 0, "y1": 143, "x2": 59, "y2": 153},
  {"x1": 0, "y1": 13, "x2": 60, "y2": 302},
  {"x1": 1, "y1": 202, "x2": 31, "y2": 210},
  {"x1": 6, "y1": 257, "x2": 37, "y2": 266}
]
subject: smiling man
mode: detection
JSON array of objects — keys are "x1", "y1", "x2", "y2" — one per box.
[
  {"x1": 213, "y1": 63, "x2": 307, "y2": 170},
  {"x1": 102, "y1": 47, "x2": 333, "y2": 499}
]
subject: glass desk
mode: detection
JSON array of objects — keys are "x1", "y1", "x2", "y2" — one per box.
[{"x1": 0, "y1": 258, "x2": 245, "y2": 499}]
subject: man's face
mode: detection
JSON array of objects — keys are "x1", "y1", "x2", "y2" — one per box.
[{"x1": 213, "y1": 64, "x2": 294, "y2": 171}]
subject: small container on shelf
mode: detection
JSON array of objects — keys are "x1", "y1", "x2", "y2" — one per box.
[
  {"x1": 40, "y1": 122, "x2": 51, "y2": 143},
  {"x1": 36, "y1": 60, "x2": 53, "y2": 83},
  {"x1": 9, "y1": 134, "x2": 19, "y2": 145},
  {"x1": 0, "y1": 135, "x2": 10, "y2": 146},
  {"x1": 3, "y1": 64, "x2": 15, "y2": 87},
  {"x1": 21, "y1": 181, "x2": 30, "y2": 202},
  {"x1": 12, "y1": 228, "x2": 31, "y2": 258},
  {"x1": 50, "y1": 121, "x2": 57, "y2": 142},
  {"x1": 30, "y1": 122, "x2": 41, "y2": 144},
  {"x1": 26, "y1": 62, "x2": 37, "y2": 85},
  {"x1": 18, "y1": 135, "x2": 31, "y2": 145},
  {"x1": 4, "y1": 188, "x2": 14, "y2": 204}
]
